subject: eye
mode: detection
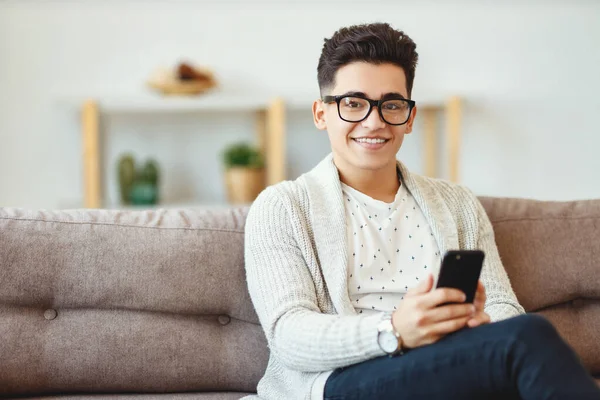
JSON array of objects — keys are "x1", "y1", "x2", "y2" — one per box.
[
  {"x1": 341, "y1": 97, "x2": 368, "y2": 110},
  {"x1": 383, "y1": 103, "x2": 399, "y2": 111},
  {"x1": 382, "y1": 100, "x2": 408, "y2": 112}
]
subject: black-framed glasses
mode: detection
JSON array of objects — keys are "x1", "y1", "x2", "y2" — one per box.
[{"x1": 322, "y1": 94, "x2": 416, "y2": 126}]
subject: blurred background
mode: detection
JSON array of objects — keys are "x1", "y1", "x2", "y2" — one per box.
[{"x1": 1, "y1": 0, "x2": 599, "y2": 209}]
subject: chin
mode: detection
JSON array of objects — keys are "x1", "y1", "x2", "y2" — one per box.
[
  {"x1": 357, "y1": 161, "x2": 390, "y2": 171},
  {"x1": 333, "y1": 147, "x2": 397, "y2": 173},
  {"x1": 349, "y1": 156, "x2": 392, "y2": 172},
  {"x1": 353, "y1": 151, "x2": 397, "y2": 170}
]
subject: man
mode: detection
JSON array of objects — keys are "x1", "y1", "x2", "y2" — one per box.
[{"x1": 243, "y1": 23, "x2": 600, "y2": 400}]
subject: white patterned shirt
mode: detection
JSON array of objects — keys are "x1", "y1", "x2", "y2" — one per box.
[{"x1": 342, "y1": 180, "x2": 442, "y2": 315}]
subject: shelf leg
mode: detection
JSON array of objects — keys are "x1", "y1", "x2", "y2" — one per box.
[
  {"x1": 446, "y1": 96, "x2": 462, "y2": 183},
  {"x1": 255, "y1": 109, "x2": 267, "y2": 158},
  {"x1": 266, "y1": 98, "x2": 286, "y2": 186},
  {"x1": 422, "y1": 108, "x2": 437, "y2": 178},
  {"x1": 82, "y1": 99, "x2": 101, "y2": 208}
]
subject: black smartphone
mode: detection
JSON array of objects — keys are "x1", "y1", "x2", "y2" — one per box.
[{"x1": 435, "y1": 250, "x2": 485, "y2": 304}]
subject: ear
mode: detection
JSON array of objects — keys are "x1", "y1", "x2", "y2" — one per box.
[
  {"x1": 312, "y1": 99, "x2": 328, "y2": 131},
  {"x1": 404, "y1": 105, "x2": 417, "y2": 134}
]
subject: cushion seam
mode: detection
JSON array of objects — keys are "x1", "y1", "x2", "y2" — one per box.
[
  {"x1": 491, "y1": 215, "x2": 600, "y2": 223},
  {"x1": 0, "y1": 216, "x2": 245, "y2": 233}
]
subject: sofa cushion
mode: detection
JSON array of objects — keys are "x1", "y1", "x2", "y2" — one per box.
[
  {"x1": 480, "y1": 197, "x2": 600, "y2": 376},
  {"x1": 0, "y1": 207, "x2": 268, "y2": 397}
]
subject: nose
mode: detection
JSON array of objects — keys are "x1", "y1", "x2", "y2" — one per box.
[{"x1": 361, "y1": 106, "x2": 386, "y2": 130}]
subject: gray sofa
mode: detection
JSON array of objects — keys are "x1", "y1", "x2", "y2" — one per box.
[{"x1": 1, "y1": 197, "x2": 599, "y2": 398}]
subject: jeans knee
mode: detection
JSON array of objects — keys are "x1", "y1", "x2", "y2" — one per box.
[{"x1": 510, "y1": 314, "x2": 560, "y2": 345}]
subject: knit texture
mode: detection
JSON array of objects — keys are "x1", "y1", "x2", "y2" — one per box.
[{"x1": 243, "y1": 154, "x2": 525, "y2": 400}]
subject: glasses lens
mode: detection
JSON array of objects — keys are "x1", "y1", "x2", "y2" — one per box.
[
  {"x1": 380, "y1": 99, "x2": 411, "y2": 125},
  {"x1": 338, "y1": 97, "x2": 370, "y2": 122}
]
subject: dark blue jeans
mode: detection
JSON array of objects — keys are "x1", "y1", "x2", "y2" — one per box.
[{"x1": 324, "y1": 314, "x2": 600, "y2": 400}]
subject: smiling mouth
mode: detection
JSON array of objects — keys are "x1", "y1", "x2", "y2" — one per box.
[{"x1": 352, "y1": 137, "x2": 390, "y2": 144}]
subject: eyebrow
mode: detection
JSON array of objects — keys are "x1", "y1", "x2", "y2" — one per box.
[{"x1": 340, "y1": 91, "x2": 408, "y2": 100}]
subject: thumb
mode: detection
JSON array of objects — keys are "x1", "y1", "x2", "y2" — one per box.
[{"x1": 406, "y1": 273, "x2": 434, "y2": 297}]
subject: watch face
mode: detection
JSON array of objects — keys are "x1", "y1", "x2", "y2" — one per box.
[{"x1": 378, "y1": 331, "x2": 398, "y2": 353}]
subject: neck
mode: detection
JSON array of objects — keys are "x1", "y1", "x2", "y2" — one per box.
[{"x1": 335, "y1": 157, "x2": 400, "y2": 203}]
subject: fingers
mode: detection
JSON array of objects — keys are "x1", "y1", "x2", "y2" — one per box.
[
  {"x1": 467, "y1": 312, "x2": 491, "y2": 328},
  {"x1": 405, "y1": 273, "x2": 433, "y2": 297},
  {"x1": 425, "y1": 316, "x2": 471, "y2": 338},
  {"x1": 425, "y1": 303, "x2": 476, "y2": 324},
  {"x1": 419, "y1": 287, "x2": 467, "y2": 308},
  {"x1": 477, "y1": 280, "x2": 485, "y2": 293},
  {"x1": 473, "y1": 295, "x2": 486, "y2": 311},
  {"x1": 475, "y1": 281, "x2": 486, "y2": 299},
  {"x1": 473, "y1": 281, "x2": 487, "y2": 311}
]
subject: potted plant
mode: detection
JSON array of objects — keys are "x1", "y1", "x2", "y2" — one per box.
[
  {"x1": 222, "y1": 142, "x2": 265, "y2": 204},
  {"x1": 117, "y1": 153, "x2": 160, "y2": 206}
]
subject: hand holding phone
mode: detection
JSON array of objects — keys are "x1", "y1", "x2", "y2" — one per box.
[
  {"x1": 391, "y1": 250, "x2": 489, "y2": 350},
  {"x1": 435, "y1": 250, "x2": 491, "y2": 328}
]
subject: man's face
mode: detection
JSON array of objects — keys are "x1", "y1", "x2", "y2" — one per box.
[{"x1": 313, "y1": 62, "x2": 416, "y2": 174}]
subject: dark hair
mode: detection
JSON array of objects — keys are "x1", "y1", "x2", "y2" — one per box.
[{"x1": 317, "y1": 23, "x2": 419, "y2": 98}]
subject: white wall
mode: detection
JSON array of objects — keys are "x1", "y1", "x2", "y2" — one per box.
[{"x1": 1, "y1": 0, "x2": 599, "y2": 209}]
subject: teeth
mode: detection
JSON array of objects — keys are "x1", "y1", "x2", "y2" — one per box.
[{"x1": 355, "y1": 138, "x2": 387, "y2": 144}]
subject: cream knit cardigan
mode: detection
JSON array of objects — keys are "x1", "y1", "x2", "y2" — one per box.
[{"x1": 243, "y1": 154, "x2": 525, "y2": 400}]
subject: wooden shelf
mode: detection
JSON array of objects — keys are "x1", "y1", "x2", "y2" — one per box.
[
  {"x1": 96, "y1": 93, "x2": 272, "y2": 113},
  {"x1": 80, "y1": 92, "x2": 286, "y2": 209}
]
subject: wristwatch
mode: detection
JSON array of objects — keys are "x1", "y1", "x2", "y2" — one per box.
[{"x1": 377, "y1": 312, "x2": 404, "y2": 356}]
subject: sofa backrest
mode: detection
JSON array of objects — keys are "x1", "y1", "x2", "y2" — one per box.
[
  {"x1": 0, "y1": 207, "x2": 267, "y2": 396},
  {"x1": 1, "y1": 197, "x2": 599, "y2": 396},
  {"x1": 479, "y1": 197, "x2": 600, "y2": 378}
]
